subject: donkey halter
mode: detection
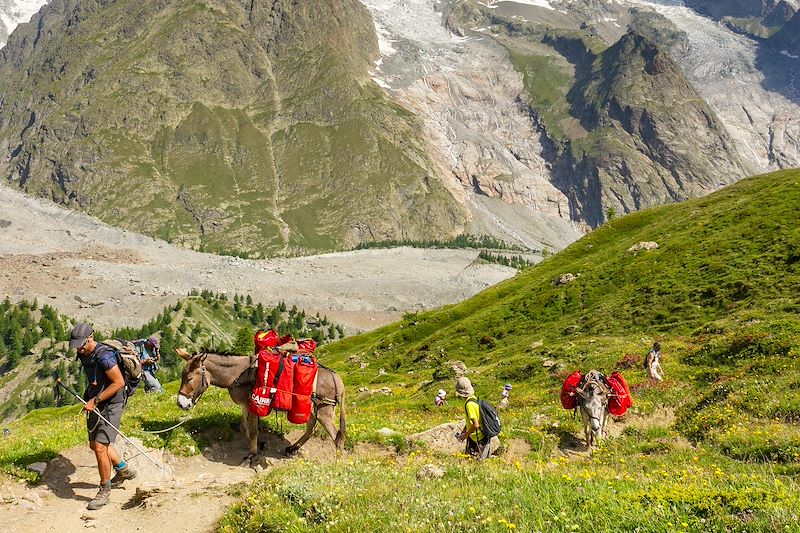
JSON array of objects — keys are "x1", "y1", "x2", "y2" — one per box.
[
  {"x1": 185, "y1": 354, "x2": 209, "y2": 403},
  {"x1": 576, "y1": 374, "x2": 611, "y2": 425}
]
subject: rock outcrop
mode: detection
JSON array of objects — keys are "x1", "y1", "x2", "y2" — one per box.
[
  {"x1": 560, "y1": 31, "x2": 749, "y2": 225},
  {"x1": 770, "y1": 9, "x2": 800, "y2": 54}
]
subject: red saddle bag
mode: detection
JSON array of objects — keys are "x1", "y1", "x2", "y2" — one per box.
[
  {"x1": 560, "y1": 370, "x2": 583, "y2": 409},
  {"x1": 249, "y1": 349, "x2": 295, "y2": 417},
  {"x1": 607, "y1": 371, "x2": 633, "y2": 416},
  {"x1": 288, "y1": 355, "x2": 318, "y2": 424},
  {"x1": 254, "y1": 329, "x2": 279, "y2": 353}
]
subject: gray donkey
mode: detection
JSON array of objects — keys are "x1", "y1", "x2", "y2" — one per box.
[
  {"x1": 575, "y1": 369, "x2": 611, "y2": 448},
  {"x1": 176, "y1": 348, "x2": 346, "y2": 464}
]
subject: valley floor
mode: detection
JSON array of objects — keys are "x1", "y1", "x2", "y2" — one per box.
[{"x1": 0, "y1": 183, "x2": 516, "y2": 334}]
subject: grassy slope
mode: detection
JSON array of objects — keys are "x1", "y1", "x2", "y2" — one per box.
[
  {"x1": 323, "y1": 169, "x2": 800, "y2": 365},
  {"x1": 3, "y1": 170, "x2": 800, "y2": 531}
]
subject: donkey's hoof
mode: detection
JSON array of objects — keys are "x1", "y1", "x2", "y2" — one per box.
[{"x1": 285, "y1": 446, "x2": 298, "y2": 457}]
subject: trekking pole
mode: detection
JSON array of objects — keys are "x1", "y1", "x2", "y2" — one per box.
[{"x1": 55, "y1": 379, "x2": 167, "y2": 473}]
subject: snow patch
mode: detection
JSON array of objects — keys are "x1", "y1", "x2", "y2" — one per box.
[
  {"x1": 371, "y1": 75, "x2": 392, "y2": 89},
  {"x1": 0, "y1": 0, "x2": 49, "y2": 48}
]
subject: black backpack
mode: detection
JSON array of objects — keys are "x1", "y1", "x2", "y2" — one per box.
[{"x1": 467, "y1": 398, "x2": 502, "y2": 439}]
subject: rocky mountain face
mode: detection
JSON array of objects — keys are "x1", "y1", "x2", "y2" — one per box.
[
  {"x1": 684, "y1": 0, "x2": 798, "y2": 38},
  {"x1": 1, "y1": 0, "x2": 799, "y2": 256},
  {"x1": 626, "y1": 1, "x2": 800, "y2": 171},
  {"x1": 438, "y1": 1, "x2": 751, "y2": 226},
  {"x1": 563, "y1": 31, "x2": 748, "y2": 224},
  {"x1": 770, "y1": 10, "x2": 800, "y2": 53},
  {"x1": 685, "y1": 0, "x2": 791, "y2": 19},
  {"x1": 0, "y1": 0, "x2": 468, "y2": 256}
]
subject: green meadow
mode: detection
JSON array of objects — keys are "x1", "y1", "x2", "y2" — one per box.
[{"x1": 2, "y1": 169, "x2": 800, "y2": 531}]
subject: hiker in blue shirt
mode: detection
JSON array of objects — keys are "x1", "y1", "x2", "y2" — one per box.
[
  {"x1": 134, "y1": 335, "x2": 163, "y2": 393},
  {"x1": 70, "y1": 323, "x2": 136, "y2": 510}
]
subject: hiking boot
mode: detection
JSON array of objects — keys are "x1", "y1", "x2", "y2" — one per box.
[
  {"x1": 110, "y1": 465, "x2": 137, "y2": 487},
  {"x1": 86, "y1": 483, "x2": 112, "y2": 510}
]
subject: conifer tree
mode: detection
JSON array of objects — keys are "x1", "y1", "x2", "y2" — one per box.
[{"x1": 232, "y1": 325, "x2": 255, "y2": 355}]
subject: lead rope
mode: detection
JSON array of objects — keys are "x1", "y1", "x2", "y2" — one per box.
[{"x1": 137, "y1": 416, "x2": 192, "y2": 434}]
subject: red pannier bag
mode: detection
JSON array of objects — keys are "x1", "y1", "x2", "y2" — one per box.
[
  {"x1": 561, "y1": 370, "x2": 583, "y2": 409},
  {"x1": 254, "y1": 330, "x2": 279, "y2": 353},
  {"x1": 288, "y1": 354, "x2": 318, "y2": 424},
  {"x1": 278, "y1": 334, "x2": 294, "y2": 346},
  {"x1": 607, "y1": 371, "x2": 633, "y2": 416},
  {"x1": 249, "y1": 349, "x2": 295, "y2": 417},
  {"x1": 296, "y1": 338, "x2": 317, "y2": 354}
]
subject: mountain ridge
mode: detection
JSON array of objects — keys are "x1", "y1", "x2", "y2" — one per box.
[
  {"x1": 1, "y1": 0, "x2": 799, "y2": 256},
  {"x1": 0, "y1": 0, "x2": 468, "y2": 256}
]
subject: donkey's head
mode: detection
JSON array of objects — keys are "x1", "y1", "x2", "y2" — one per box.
[{"x1": 176, "y1": 348, "x2": 209, "y2": 410}]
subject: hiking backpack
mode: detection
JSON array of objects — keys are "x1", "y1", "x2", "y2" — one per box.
[
  {"x1": 467, "y1": 398, "x2": 502, "y2": 439},
  {"x1": 99, "y1": 339, "x2": 143, "y2": 398}
]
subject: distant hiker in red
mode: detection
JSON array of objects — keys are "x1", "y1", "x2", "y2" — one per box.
[{"x1": 70, "y1": 323, "x2": 136, "y2": 510}]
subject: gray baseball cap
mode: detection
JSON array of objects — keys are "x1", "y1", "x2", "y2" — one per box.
[
  {"x1": 146, "y1": 335, "x2": 160, "y2": 349},
  {"x1": 68, "y1": 323, "x2": 94, "y2": 349}
]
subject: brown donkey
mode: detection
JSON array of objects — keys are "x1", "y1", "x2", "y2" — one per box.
[{"x1": 175, "y1": 348, "x2": 346, "y2": 464}]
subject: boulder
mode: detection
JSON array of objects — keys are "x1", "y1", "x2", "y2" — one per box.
[
  {"x1": 627, "y1": 241, "x2": 659, "y2": 253},
  {"x1": 408, "y1": 422, "x2": 500, "y2": 456},
  {"x1": 554, "y1": 273, "x2": 576, "y2": 285},
  {"x1": 116, "y1": 438, "x2": 173, "y2": 482},
  {"x1": 417, "y1": 464, "x2": 445, "y2": 479},
  {"x1": 26, "y1": 462, "x2": 47, "y2": 475},
  {"x1": 449, "y1": 361, "x2": 467, "y2": 378}
]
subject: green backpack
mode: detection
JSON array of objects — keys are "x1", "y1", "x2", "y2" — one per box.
[{"x1": 99, "y1": 339, "x2": 143, "y2": 398}]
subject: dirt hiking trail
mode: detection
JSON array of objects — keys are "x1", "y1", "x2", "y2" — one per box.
[
  {"x1": 0, "y1": 425, "x2": 364, "y2": 533},
  {"x1": 0, "y1": 408, "x2": 672, "y2": 532},
  {"x1": 0, "y1": 418, "x2": 539, "y2": 533}
]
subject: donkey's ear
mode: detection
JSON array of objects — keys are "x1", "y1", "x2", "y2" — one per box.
[{"x1": 176, "y1": 348, "x2": 191, "y2": 360}]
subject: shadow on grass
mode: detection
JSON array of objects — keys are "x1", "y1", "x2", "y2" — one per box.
[
  {"x1": 541, "y1": 425, "x2": 588, "y2": 453},
  {"x1": 138, "y1": 411, "x2": 292, "y2": 467}
]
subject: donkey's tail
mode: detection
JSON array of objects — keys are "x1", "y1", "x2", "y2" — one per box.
[{"x1": 335, "y1": 378, "x2": 346, "y2": 450}]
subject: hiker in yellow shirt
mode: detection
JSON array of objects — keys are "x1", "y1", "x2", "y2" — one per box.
[{"x1": 455, "y1": 377, "x2": 490, "y2": 459}]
